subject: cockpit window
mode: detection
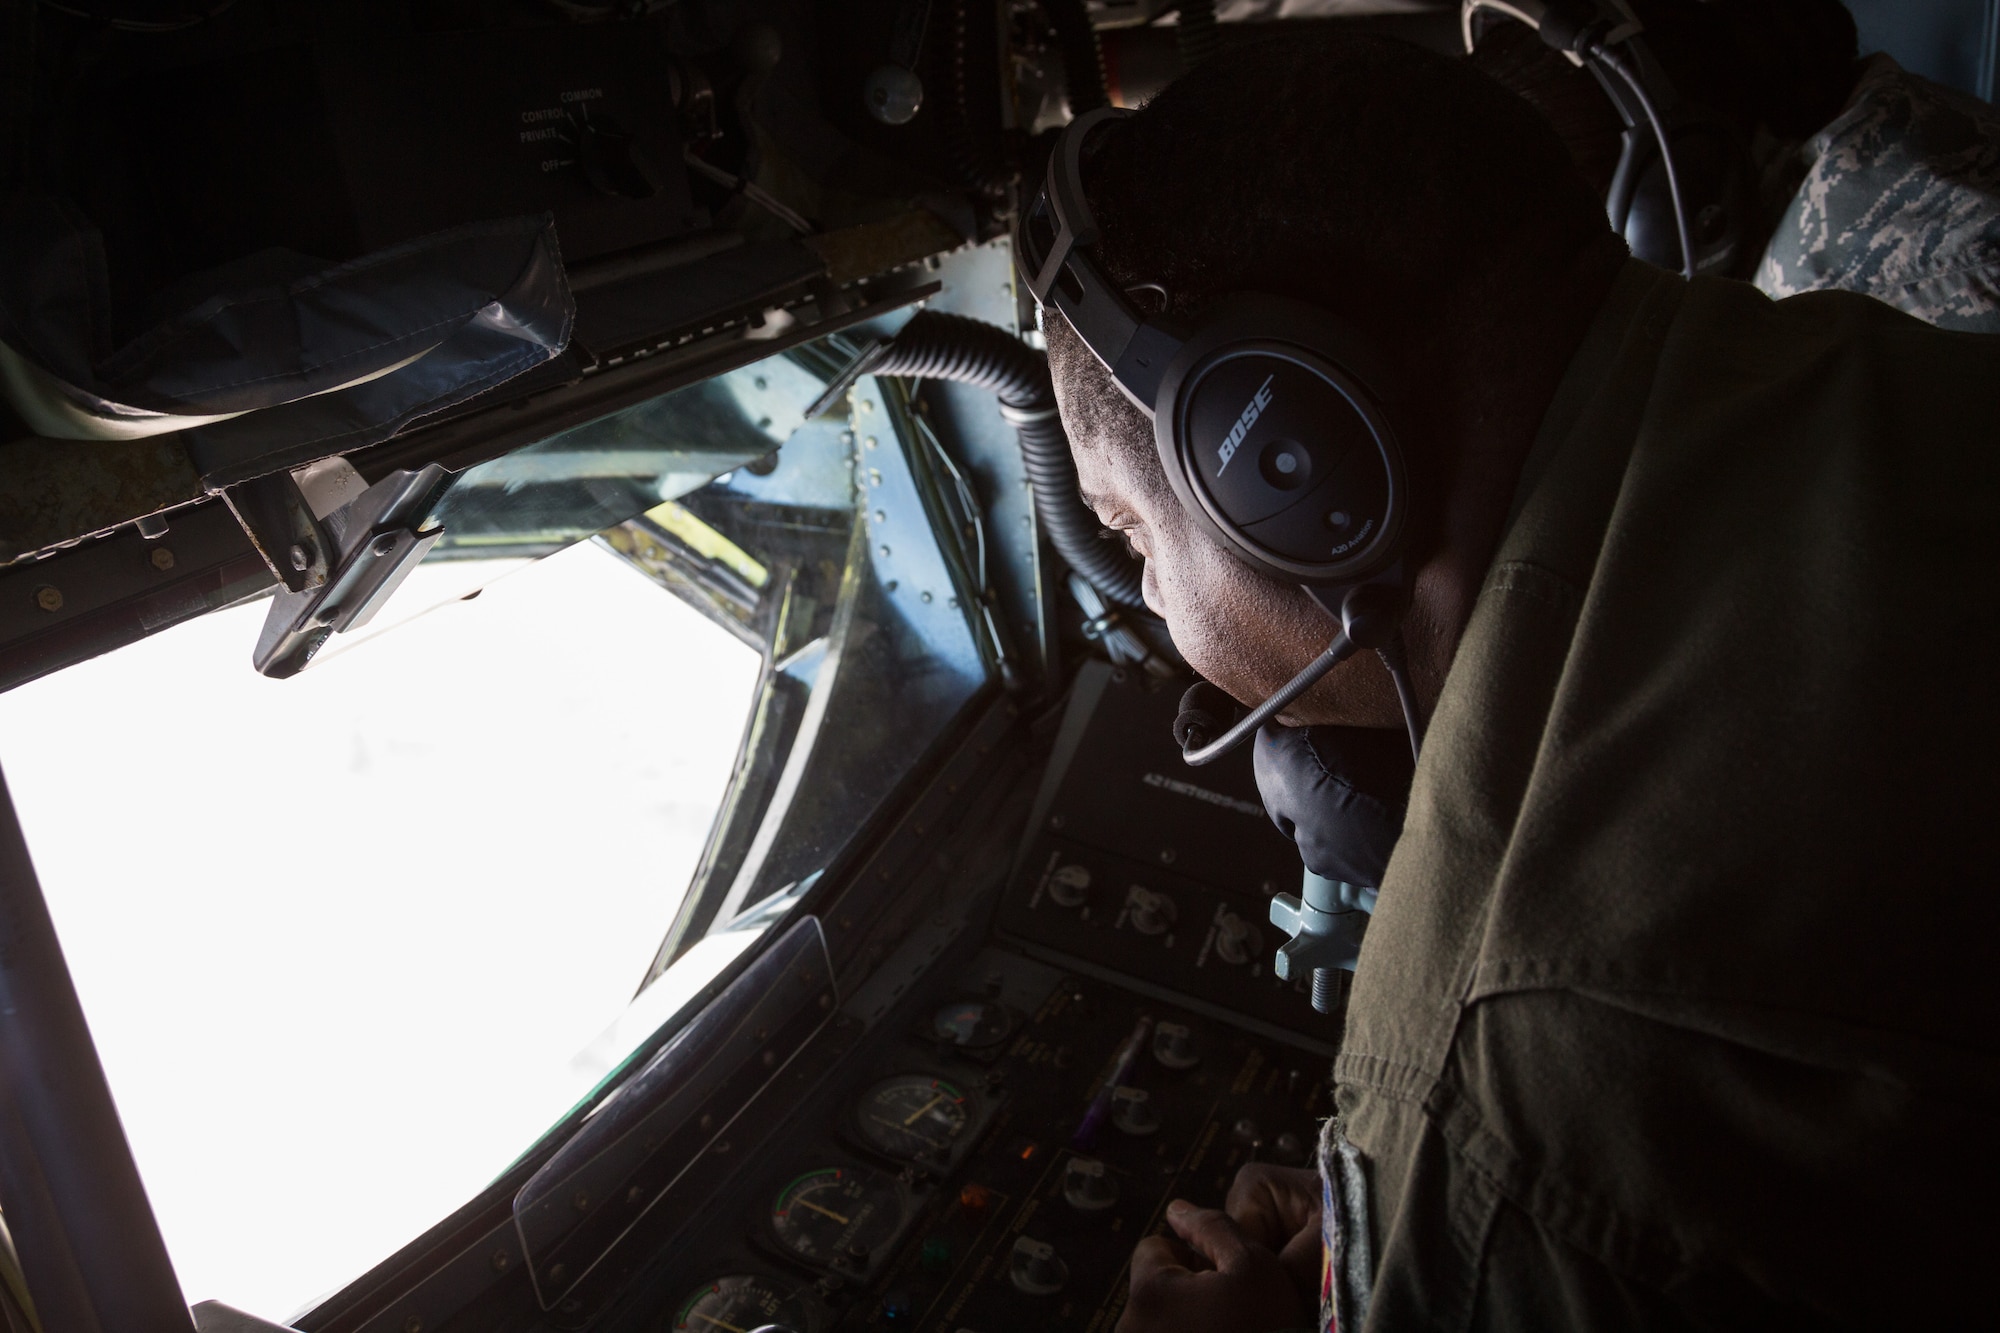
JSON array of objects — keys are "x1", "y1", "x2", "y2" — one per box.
[{"x1": 0, "y1": 327, "x2": 995, "y2": 1322}]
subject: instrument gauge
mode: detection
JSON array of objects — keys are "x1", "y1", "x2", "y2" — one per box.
[
  {"x1": 667, "y1": 1274, "x2": 827, "y2": 1333},
  {"x1": 769, "y1": 1166, "x2": 903, "y2": 1269},
  {"x1": 854, "y1": 1075, "x2": 972, "y2": 1162},
  {"x1": 932, "y1": 998, "x2": 1014, "y2": 1050}
]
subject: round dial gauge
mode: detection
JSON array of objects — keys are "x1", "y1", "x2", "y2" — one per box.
[
  {"x1": 668, "y1": 1274, "x2": 826, "y2": 1333},
  {"x1": 855, "y1": 1075, "x2": 972, "y2": 1161},
  {"x1": 932, "y1": 999, "x2": 1013, "y2": 1049},
  {"x1": 769, "y1": 1166, "x2": 902, "y2": 1267}
]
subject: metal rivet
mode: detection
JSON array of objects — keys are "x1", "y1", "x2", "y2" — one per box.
[
  {"x1": 288, "y1": 543, "x2": 311, "y2": 571},
  {"x1": 761, "y1": 1050, "x2": 778, "y2": 1068},
  {"x1": 372, "y1": 533, "x2": 399, "y2": 557},
  {"x1": 840, "y1": 430, "x2": 856, "y2": 445},
  {"x1": 885, "y1": 580, "x2": 898, "y2": 592},
  {"x1": 149, "y1": 547, "x2": 176, "y2": 572},
  {"x1": 864, "y1": 436, "x2": 878, "y2": 450},
  {"x1": 754, "y1": 376, "x2": 768, "y2": 390},
  {"x1": 572, "y1": 1189, "x2": 590, "y2": 1212},
  {"x1": 699, "y1": 1113, "x2": 714, "y2": 1131},
  {"x1": 490, "y1": 1249, "x2": 510, "y2": 1273},
  {"x1": 403, "y1": 1318, "x2": 422, "y2": 1333},
  {"x1": 1159, "y1": 848, "x2": 1177, "y2": 864},
  {"x1": 626, "y1": 1185, "x2": 644, "y2": 1204},
  {"x1": 874, "y1": 510, "x2": 886, "y2": 523},
  {"x1": 757, "y1": 416, "x2": 772, "y2": 429},
  {"x1": 33, "y1": 586, "x2": 61, "y2": 613},
  {"x1": 859, "y1": 399, "x2": 875, "y2": 413},
  {"x1": 947, "y1": 596, "x2": 959, "y2": 608},
  {"x1": 920, "y1": 591, "x2": 933, "y2": 603},
  {"x1": 1050, "y1": 815, "x2": 1066, "y2": 830}
]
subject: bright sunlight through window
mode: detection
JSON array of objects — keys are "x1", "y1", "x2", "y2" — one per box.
[{"x1": 0, "y1": 538, "x2": 760, "y2": 1322}]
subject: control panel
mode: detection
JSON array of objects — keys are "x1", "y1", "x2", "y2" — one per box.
[
  {"x1": 602, "y1": 948, "x2": 1331, "y2": 1333},
  {"x1": 999, "y1": 663, "x2": 1345, "y2": 1035}
]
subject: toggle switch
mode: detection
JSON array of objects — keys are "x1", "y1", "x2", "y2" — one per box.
[
  {"x1": 1112, "y1": 1086, "x2": 1161, "y2": 1137},
  {"x1": 1063, "y1": 1156, "x2": 1118, "y2": 1211},
  {"x1": 1127, "y1": 886, "x2": 1178, "y2": 936},
  {"x1": 1153, "y1": 1022, "x2": 1199, "y2": 1070},
  {"x1": 1214, "y1": 911, "x2": 1264, "y2": 965},
  {"x1": 1010, "y1": 1236, "x2": 1068, "y2": 1295},
  {"x1": 1048, "y1": 864, "x2": 1092, "y2": 908}
]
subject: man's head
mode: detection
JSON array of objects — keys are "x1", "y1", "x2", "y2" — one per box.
[{"x1": 1046, "y1": 32, "x2": 1621, "y2": 724}]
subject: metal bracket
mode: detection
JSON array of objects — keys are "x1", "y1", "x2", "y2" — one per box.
[
  {"x1": 219, "y1": 470, "x2": 334, "y2": 594},
  {"x1": 251, "y1": 465, "x2": 452, "y2": 678}
]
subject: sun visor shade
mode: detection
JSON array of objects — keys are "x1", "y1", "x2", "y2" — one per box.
[{"x1": 0, "y1": 193, "x2": 573, "y2": 483}]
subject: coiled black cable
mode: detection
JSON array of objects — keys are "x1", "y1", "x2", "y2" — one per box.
[
  {"x1": 1176, "y1": 0, "x2": 1221, "y2": 70},
  {"x1": 1043, "y1": 0, "x2": 1109, "y2": 115},
  {"x1": 874, "y1": 311, "x2": 1148, "y2": 608}
]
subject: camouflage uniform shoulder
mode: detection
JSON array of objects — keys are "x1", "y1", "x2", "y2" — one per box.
[{"x1": 1755, "y1": 55, "x2": 2000, "y2": 334}]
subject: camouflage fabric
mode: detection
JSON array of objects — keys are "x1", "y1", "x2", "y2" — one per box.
[{"x1": 1756, "y1": 55, "x2": 2000, "y2": 333}]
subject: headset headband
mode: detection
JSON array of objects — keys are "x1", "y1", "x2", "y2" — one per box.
[{"x1": 1019, "y1": 108, "x2": 1189, "y2": 411}]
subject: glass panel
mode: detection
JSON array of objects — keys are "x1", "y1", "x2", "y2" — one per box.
[
  {"x1": 621, "y1": 350, "x2": 997, "y2": 962},
  {"x1": 513, "y1": 917, "x2": 836, "y2": 1306}
]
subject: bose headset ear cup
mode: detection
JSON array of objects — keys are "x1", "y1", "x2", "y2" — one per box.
[
  {"x1": 1150, "y1": 294, "x2": 1408, "y2": 589},
  {"x1": 1614, "y1": 121, "x2": 1756, "y2": 276}
]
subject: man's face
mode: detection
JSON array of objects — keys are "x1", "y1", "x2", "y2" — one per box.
[{"x1": 1049, "y1": 323, "x2": 1401, "y2": 727}]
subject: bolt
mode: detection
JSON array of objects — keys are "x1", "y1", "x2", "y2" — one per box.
[
  {"x1": 288, "y1": 543, "x2": 311, "y2": 571},
  {"x1": 33, "y1": 586, "x2": 61, "y2": 613},
  {"x1": 149, "y1": 547, "x2": 176, "y2": 572},
  {"x1": 1312, "y1": 967, "x2": 1337, "y2": 1014}
]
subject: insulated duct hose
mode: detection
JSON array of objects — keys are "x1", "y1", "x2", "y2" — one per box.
[{"x1": 875, "y1": 311, "x2": 1148, "y2": 609}]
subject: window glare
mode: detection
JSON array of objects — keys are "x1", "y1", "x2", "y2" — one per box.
[{"x1": 0, "y1": 538, "x2": 760, "y2": 1322}]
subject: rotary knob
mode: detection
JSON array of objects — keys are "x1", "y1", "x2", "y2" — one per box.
[
  {"x1": 1214, "y1": 911, "x2": 1264, "y2": 965},
  {"x1": 1010, "y1": 1236, "x2": 1068, "y2": 1295},
  {"x1": 1127, "y1": 886, "x2": 1178, "y2": 936},
  {"x1": 1152, "y1": 1022, "x2": 1199, "y2": 1070},
  {"x1": 1111, "y1": 1086, "x2": 1160, "y2": 1137},
  {"x1": 1063, "y1": 1157, "x2": 1118, "y2": 1211},
  {"x1": 1048, "y1": 864, "x2": 1091, "y2": 908}
]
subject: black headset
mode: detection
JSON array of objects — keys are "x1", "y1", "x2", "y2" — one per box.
[
  {"x1": 1017, "y1": 107, "x2": 1425, "y2": 766},
  {"x1": 1462, "y1": 0, "x2": 1756, "y2": 279}
]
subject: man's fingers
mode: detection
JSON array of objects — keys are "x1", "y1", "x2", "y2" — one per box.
[
  {"x1": 1225, "y1": 1164, "x2": 1321, "y2": 1249},
  {"x1": 1278, "y1": 1213, "x2": 1325, "y2": 1302},
  {"x1": 1164, "y1": 1199, "x2": 1255, "y2": 1272},
  {"x1": 1127, "y1": 1233, "x2": 1193, "y2": 1288}
]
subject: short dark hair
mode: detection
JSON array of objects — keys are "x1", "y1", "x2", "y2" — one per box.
[{"x1": 1076, "y1": 31, "x2": 1609, "y2": 371}]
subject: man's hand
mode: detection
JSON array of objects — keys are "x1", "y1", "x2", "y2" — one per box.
[
  {"x1": 1226, "y1": 1163, "x2": 1324, "y2": 1308},
  {"x1": 1116, "y1": 1198, "x2": 1310, "y2": 1333}
]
